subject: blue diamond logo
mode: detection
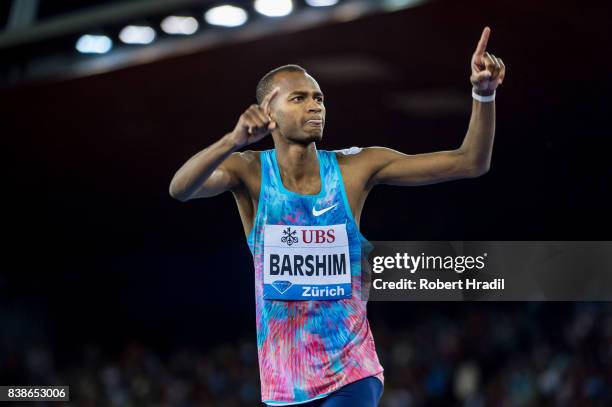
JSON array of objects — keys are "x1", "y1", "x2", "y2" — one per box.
[{"x1": 272, "y1": 280, "x2": 293, "y2": 294}]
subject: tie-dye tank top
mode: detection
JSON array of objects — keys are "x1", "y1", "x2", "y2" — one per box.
[{"x1": 246, "y1": 148, "x2": 384, "y2": 405}]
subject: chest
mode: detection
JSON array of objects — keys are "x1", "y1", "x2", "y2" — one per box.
[{"x1": 235, "y1": 156, "x2": 369, "y2": 237}]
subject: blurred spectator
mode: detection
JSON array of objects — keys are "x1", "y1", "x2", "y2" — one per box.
[{"x1": 1, "y1": 303, "x2": 611, "y2": 406}]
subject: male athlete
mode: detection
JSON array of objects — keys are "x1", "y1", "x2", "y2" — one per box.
[{"x1": 169, "y1": 27, "x2": 505, "y2": 406}]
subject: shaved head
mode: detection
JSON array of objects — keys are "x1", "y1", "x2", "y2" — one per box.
[{"x1": 256, "y1": 64, "x2": 307, "y2": 104}]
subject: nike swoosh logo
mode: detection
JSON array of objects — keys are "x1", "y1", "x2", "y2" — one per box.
[{"x1": 312, "y1": 203, "x2": 339, "y2": 217}]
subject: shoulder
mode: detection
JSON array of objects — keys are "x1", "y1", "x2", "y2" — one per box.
[
  {"x1": 333, "y1": 146, "x2": 364, "y2": 165},
  {"x1": 227, "y1": 150, "x2": 263, "y2": 169},
  {"x1": 224, "y1": 150, "x2": 264, "y2": 189},
  {"x1": 239, "y1": 149, "x2": 262, "y2": 162},
  {"x1": 333, "y1": 146, "x2": 392, "y2": 168},
  {"x1": 333, "y1": 146, "x2": 365, "y2": 157},
  {"x1": 333, "y1": 147, "x2": 401, "y2": 189}
]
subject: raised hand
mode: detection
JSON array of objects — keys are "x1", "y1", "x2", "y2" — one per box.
[
  {"x1": 470, "y1": 27, "x2": 506, "y2": 94},
  {"x1": 228, "y1": 87, "x2": 279, "y2": 148}
]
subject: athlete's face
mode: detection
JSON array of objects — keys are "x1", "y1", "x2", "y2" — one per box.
[{"x1": 270, "y1": 71, "x2": 325, "y2": 145}]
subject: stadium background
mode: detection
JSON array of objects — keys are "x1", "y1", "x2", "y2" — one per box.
[{"x1": 1, "y1": 0, "x2": 611, "y2": 405}]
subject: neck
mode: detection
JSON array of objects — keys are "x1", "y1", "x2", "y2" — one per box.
[{"x1": 275, "y1": 141, "x2": 318, "y2": 180}]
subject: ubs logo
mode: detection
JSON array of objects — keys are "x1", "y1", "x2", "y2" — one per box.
[
  {"x1": 281, "y1": 227, "x2": 298, "y2": 246},
  {"x1": 280, "y1": 227, "x2": 337, "y2": 246},
  {"x1": 301, "y1": 229, "x2": 336, "y2": 244}
]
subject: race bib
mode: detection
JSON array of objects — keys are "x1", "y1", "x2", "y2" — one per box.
[{"x1": 263, "y1": 224, "x2": 352, "y2": 300}]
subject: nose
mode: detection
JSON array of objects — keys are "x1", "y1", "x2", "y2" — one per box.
[{"x1": 307, "y1": 101, "x2": 322, "y2": 113}]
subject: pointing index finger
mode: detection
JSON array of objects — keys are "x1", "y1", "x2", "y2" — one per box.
[
  {"x1": 474, "y1": 26, "x2": 491, "y2": 56},
  {"x1": 260, "y1": 86, "x2": 280, "y2": 116}
]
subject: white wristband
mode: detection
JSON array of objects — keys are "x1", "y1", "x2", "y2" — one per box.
[{"x1": 472, "y1": 89, "x2": 496, "y2": 103}]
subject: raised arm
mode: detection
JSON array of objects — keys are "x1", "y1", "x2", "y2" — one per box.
[
  {"x1": 169, "y1": 88, "x2": 279, "y2": 201},
  {"x1": 168, "y1": 138, "x2": 242, "y2": 201},
  {"x1": 364, "y1": 27, "x2": 506, "y2": 188}
]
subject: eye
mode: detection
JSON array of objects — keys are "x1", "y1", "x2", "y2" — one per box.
[
  {"x1": 292, "y1": 96, "x2": 304, "y2": 102},
  {"x1": 315, "y1": 96, "x2": 324, "y2": 103}
]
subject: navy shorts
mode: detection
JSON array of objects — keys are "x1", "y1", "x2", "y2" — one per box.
[{"x1": 269, "y1": 376, "x2": 383, "y2": 407}]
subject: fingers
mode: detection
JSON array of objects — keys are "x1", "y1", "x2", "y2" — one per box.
[
  {"x1": 471, "y1": 70, "x2": 492, "y2": 84},
  {"x1": 474, "y1": 26, "x2": 490, "y2": 57},
  {"x1": 469, "y1": 27, "x2": 506, "y2": 89},
  {"x1": 238, "y1": 86, "x2": 280, "y2": 139},
  {"x1": 497, "y1": 58, "x2": 506, "y2": 85},
  {"x1": 250, "y1": 104, "x2": 270, "y2": 124},
  {"x1": 242, "y1": 104, "x2": 275, "y2": 135},
  {"x1": 483, "y1": 52, "x2": 501, "y2": 78},
  {"x1": 472, "y1": 52, "x2": 506, "y2": 89},
  {"x1": 486, "y1": 52, "x2": 506, "y2": 85},
  {"x1": 243, "y1": 111, "x2": 264, "y2": 134}
]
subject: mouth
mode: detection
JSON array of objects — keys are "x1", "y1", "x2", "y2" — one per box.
[{"x1": 305, "y1": 119, "x2": 323, "y2": 127}]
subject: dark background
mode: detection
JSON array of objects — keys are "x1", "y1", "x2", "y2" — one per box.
[{"x1": 1, "y1": 0, "x2": 611, "y2": 405}]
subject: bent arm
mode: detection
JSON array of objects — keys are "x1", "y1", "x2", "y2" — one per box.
[
  {"x1": 366, "y1": 95, "x2": 495, "y2": 187},
  {"x1": 169, "y1": 134, "x2": 241, "y2": 202}
]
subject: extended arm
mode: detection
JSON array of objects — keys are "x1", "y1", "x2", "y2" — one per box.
[{"x1": 365, "y1": 26, "x2": 506, "y2": 188}]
